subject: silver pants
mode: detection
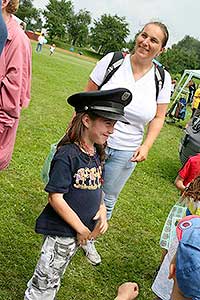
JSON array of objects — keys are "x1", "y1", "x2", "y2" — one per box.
[{"x1": 24, "y1": 235, "x2": 78, "y2": 300}]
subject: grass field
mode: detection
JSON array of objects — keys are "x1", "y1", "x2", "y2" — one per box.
[{"x1": 0, "y1": 42, "x2": 188, "y2": 300}]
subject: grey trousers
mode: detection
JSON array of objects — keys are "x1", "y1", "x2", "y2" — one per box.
[{"x1": 24, "y1": 235, "x2": 78, "y2": 300}]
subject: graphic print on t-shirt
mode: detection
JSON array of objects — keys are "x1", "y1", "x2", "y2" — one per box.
[{"x1": 74, "y1": 166, "x2": 102, "y2": 190}]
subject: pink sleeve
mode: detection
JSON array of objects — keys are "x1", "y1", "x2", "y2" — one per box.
[{"x1": 0, "y1": 31, "x2": 32, "y2": 129}]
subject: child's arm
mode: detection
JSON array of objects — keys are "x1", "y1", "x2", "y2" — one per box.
[
  {"x1": 48, "y1": 192, "x2": 91, "y2": 245},
  {"x1": 174, "y1": 175, "x2": 185, "y2": 193}
]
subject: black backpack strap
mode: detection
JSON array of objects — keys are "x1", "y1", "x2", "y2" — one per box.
[
  {"x1": 154, "y1": 63, "x2": 165, "y2": 100},
  {"x1": 98, "y1": 51, "x2": 126, "y2": 90}
]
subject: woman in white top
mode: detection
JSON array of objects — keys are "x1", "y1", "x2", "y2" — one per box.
[{"x1": 82, "y1": 22, "x2": 171, "y2": 265}]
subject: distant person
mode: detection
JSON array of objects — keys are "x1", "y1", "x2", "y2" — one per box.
[
  {"x1": 49, "y1": 43, "x2": 56, "y2": 55},
  {"x1": 191, "y1": 86, "x2": 200, "y2": 117},
  {"x1": 36, "y1": 32, "x2": 45, "y2": 52},
  {"x1": 24, "y1": 88, "x2": 132, "y2": 300},
  {"x1": 0, "y1": 0, "x2": 7, "y2": 54},
  {"x1": 187, "y1": 79, "x2": 196, "y2": 104},
  {"x1": 0, "y1": 0, "x2": 32, "y2": 170}
]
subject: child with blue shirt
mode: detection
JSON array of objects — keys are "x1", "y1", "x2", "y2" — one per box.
[{"x1": 24, "y1": 88, "x2": 132, "y2": 300}]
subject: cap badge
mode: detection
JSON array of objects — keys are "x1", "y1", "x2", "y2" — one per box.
[
  {"x1": 84, "y1": 106, "x2": 89, "y2": 110},
  {"x1": 121, "y1": 91, "x2": 131, "y2": 101}
]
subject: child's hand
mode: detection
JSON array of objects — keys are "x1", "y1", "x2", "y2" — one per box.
[
  {"x1": 93, "y1": 203, "x2": 108, "y2": 235},
  {"x1": 168, "y1": 254, "x2": 176, "y2": 279},
  {"x1": 117, "y1": 282, "x2": 139, "y2": 300},
  {"x1": 77, "y1": 226, "x2": 91, "y2": 246}
]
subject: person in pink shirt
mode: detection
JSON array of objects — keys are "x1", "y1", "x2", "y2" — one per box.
[
  {"x1": 0, "y1": 0, "x2": 32, "y2": 170},
  {"x1": 0, "y1": 0, "x2": 7, "y2": 55}
]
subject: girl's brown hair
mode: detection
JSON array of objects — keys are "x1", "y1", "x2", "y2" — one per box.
[
  {"x1": 57, "y1": 112, "x2": 106, "y2": 162},
  {"x1": 182, "y1": 176, "x2": 200, "y2": 202}
]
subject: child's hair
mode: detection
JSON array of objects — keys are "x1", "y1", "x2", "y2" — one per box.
[
  {"x1": 182, "y1": 176, "x2": 200, "y2": 202},
  {"x1": 57, "y1": 112, "x2": 106, "y2": 162}
]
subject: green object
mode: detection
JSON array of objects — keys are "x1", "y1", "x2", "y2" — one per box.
[{"x1": 41, "y1": 143, "x2": 57, "y2": 184}]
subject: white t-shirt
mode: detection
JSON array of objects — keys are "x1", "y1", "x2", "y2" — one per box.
[
  {"x1": 38, "y1": 35, "x2": 45, "y2": 45},
  {"x1": 90, "y1": 53, "x2": 171, "y2": 151}
]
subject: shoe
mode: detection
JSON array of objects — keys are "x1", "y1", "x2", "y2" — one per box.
[{"x1": 82, "y1": 240, "x2": 101, "y2": 265}]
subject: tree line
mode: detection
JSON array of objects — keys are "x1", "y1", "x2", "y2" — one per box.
[{"x1": 16, "y1": 0, "x2": 200, "y2": 77}]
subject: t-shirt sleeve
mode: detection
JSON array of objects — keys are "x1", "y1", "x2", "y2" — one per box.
[
  {"x1": 89, "y1": 52, "x2": 114, "y2": 86},
  {"x1": 157, "y1": 70, "x2": 171, "y2": 104},
  {"x1": 45, "y1": 148, "x2": 72, "y2": 194},
  {"x1": 179, "y1": 159, "x2": 191, "y2": 181}
]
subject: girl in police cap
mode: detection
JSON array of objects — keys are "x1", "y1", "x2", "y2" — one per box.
[{"x1": 24, "y1": 88, "x2": 131, "y2": 300}]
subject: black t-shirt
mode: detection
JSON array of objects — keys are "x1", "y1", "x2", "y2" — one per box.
[{"x1": 35, "y1": 144, "x2": 103, "y2": 237}]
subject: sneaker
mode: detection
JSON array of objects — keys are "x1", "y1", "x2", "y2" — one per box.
[{"x1": 82, "y1": 240, "x2": 101, "y2": 265}]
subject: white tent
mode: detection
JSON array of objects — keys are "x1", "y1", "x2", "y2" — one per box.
[{"x1": 173, "y1": 69, "x2": 200, "y2": 103}]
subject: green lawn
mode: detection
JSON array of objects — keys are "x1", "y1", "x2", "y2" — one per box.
[{"x1": 0, "y1": 42, "x2": 185, "y2": 300}]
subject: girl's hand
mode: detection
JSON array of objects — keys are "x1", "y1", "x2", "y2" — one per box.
[
  {"x1": 77, "y1": 226, "x2": 91, "y2": 246},
  {"x1": 131, "y1": 144, "x2": 149, "y2": 162}
]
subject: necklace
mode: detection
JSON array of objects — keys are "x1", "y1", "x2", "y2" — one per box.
[{"x1": 79, "y1": 141, "x2": 96, "y2": 156}]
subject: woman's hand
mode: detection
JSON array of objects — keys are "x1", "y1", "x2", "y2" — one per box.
[
  {"x1": 90, "y1": 204, "x2": 108, "y2": 239},
  {"x1": 131, "y1": 144, "x2": 149, "y2": 162}
]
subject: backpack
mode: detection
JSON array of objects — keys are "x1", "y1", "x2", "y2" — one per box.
[
  {"x1": 179, "y1": 108, "x2": 200, "y2": 165},
  {"x1": 98, "y1": 51, "x2": 165, "y2": 100}
]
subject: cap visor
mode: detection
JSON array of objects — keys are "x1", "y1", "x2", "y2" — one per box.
[{"x1": 93, "y1": 111, "x2": 130, "y2": 124}]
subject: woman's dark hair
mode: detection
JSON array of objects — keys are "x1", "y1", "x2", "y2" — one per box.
[
  {"x1": 182, "y1": 176, "x2": 200, "y2": 202},
  {"x1": 57, "y1": 112, "x2": 106, "y2": 162},
  {"x1": 142, "y1": 21, "x2": 169, "y2": 47}
]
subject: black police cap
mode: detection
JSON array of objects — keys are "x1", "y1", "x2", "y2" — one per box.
[{"x1": 67, "y1": 88, "x2": 132, "y2": 124}]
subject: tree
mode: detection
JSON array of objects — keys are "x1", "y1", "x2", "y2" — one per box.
[
  {"x1": 159, "y1": 47, "x2": 199, "y2": 75},
  {"x1": 67, "y1": 9, "x2": 91, "y2": 46},
  {"x1": 16, "y1": 0, "x2": 42, "y2": 30},
  {"x1": 43, "y1": 0, "x2": 74, "y2": 40},
  {"x1": 90, "y1": 14, "x2": 130, "y2": 55},
  {"x1": 175, "y1": 35, "x2": 200, "y2": 63}
]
